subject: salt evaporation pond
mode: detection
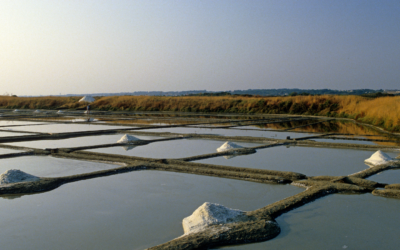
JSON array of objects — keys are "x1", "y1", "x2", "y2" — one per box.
[
  {"x1": 216, "y1": 194, "x2": 400, "y2": 249},
  {"x1": 367, "y1": 169, "x2": 400, "y2": 184},
  {"x1": 4, "y1": 134, "x2": 164, "y2": 149},
  {"x1": 0, "y1": 131, "x2": 37, "y2": 137},
  {"x1": 6, "y1": 123, "x2": 132, "y2": 133},
  {"x1": 0, "y1": 156, "x2": 119, "y2": 177},
  {"x1": 0, "y1": 171, "x2": 302, "y2": 250},
  {"x1": 194, "y1": 146, "x2": 399, "y2": 177},
  {"x1": 312, "y1": 138, "x2": 379, "y2": 145},
  {"x1": 141, "y1": 127, "x2": 314, "y2": 139},
  {"x1": 86, "y1": 139, "x2": 262, "y2": 159},
  {"x1": 0, "y1": 148, "x2": 28, "y2": 155},
  {"x1": 0, "y1": 120, "x2": 49, "y2": 126}
]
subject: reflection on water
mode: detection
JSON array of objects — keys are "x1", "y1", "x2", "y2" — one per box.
[
  {"x1": 87, "y1": 139, "x2": 262, "y2": 159},
  {"x1": 216, "y1": 194, "x2": 400, "y2": 249},
  {"x1": 4, "y1": 134, "x2": 163, "y2": 149},
  {"x1": 6, "y1": 123, "x2": 129, "y2": 133},
  {"x1": 367, "y1": 169, "x2": 400, "y2": 184},
  {"x1": 194, "y1": 146, "x2": 398, "y2": 177},
  {"x1": 0, "y1": 171, "x2": 303, "y2": 250},
  {"x1": 0, "y1": 156, "x2": 119, "y2": 177},
  {"x1": 122, "y1": 145, "x2": 136, "y2": 151}
]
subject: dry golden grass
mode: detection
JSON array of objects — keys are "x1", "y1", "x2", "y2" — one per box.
[{"x1": 1, "y1": 95, "x2": 399, "y2": 131}]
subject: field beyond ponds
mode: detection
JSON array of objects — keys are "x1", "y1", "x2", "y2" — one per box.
[{"x1": 1, "y1": 94, "x2": 400, "y2": 132}]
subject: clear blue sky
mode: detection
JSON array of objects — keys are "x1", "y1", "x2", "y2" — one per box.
[{"x1": 1, "y1": 0, "x2": 399, "y2": 95}]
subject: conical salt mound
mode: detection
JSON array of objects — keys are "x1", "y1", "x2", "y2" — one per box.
[
  {"x1": 0, "y1": 169, "x2": 39, "y2": 184},
  {"x1": 34, "y1": 110, "x2": 41, "y2": 113},
  {"x1": 13, "y1": 109, "x2": 19, "y2": 112},
  {"x1": 57, "y1": 110, "x2": 64, "y2": 113},
  {"x1": 182, "y1": 202, "x2": 245, "y2": 235},
  {"x1": 216, "y1": 141, "x2": 243, "y2": 152},
  {"x1": 365, "y1": 150, "x2": 393, "y2": 166},
  {"x1": 117, "y1": 134, "x2": 140, "y2": 143},
  {"x1": 79, "y1": 96, "x2": 95, "y2": 103}
]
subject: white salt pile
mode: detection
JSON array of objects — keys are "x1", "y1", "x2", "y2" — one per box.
[
  {"x1": 34, "y1": 110, "x2": 41, "y2": 113},
  {"x1": 216, "y1": 141, "x2": 243, "y2": 152},
  {"x1": 13, "y1": 109, "x2": 19, "y2": 112},
  {"x1": 182, "y1": 202, "x2": 245, "y2": 235},
  {"x1": 0, "y1": 169, "x2": 39, "y2": 185},
  {"x1": 117, "y1": 134, "x2": 140, "y2": 143},
  {"x1": 79, "y1": 96, "x2": 95, "y2": 103},
  {"x1": 364, "y1": 150, "x2": 393, "y2": 166},
  {"x1": 57, "y1": 110, "x2": 64, "y2": 114}
]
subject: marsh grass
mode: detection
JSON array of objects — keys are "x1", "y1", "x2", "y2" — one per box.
[{"x1": 1, "y1": 95, "x2": 399, "y2": 132}]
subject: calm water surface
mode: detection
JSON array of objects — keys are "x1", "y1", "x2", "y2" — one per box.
[
  {"x1": 141, "y1": 127, "x2": 314, "y2": 139},
  {"x1": 194, "y1": 146, "x2": 398, "y2": 177},
  {"x1": 0, "y1": 171, "x2": 302, "y2": 250},
  {"x1": 0, "y1": 148, "x2": 27, "y2": 154},
  {"x1": 4, "y1": 134, "x2": 163, "y2": 149},
  {"x1": 367, "y1": 169, "x2": 400, "y2": 184},
  {"x1": 86, "y1": 139, "x2": 262, "y2": 159},
  {"x1": 7, "y1": 124, "x2": 131, "y2": 133},
  {"x1": 215, "y1": 194, "x2": 400, "y2": 250},
  {"x1": 0, "y1": 156, "x2": 119, "y2": 177},
  {"x1": 0, "y1": 131, "x2": 37, "y2": 137}
]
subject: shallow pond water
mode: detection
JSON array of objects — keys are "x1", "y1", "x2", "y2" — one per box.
[
  {"x1": 0, "y1": 156, "x2": 119, "y2": 177},
  {"x1": 6, "y1": 123, "x2": 132, "y2": 133},
  {"x1": 0, "y1": 171, "x2": 303, "y2": 250},
  {"x1": 312, "y1": 138, "x2": 378, "y2": 145},
  {"x1": 0, "y1": 131, "x2": 37, "y2": 137},
  {"x1": 194, "y1": 146, "x2": 399, "y2": 177},
  {"x1": 141, "y1": 127, "x2": 314, "y2": 140},
  {"x1": 215, "y1": 193, "x2": 400, "y2": 250},
  {"x1": 4, "y1": 134, "x2": 164, "y2": 149},
  {"x1": 0, "y1": 120, "x2": 48, "y2": 126},
  {"x1": 0, "y1": 148, "x2": 27, "y2": 154},
  {"x1": 367, "y1": 169, "x2": 400, "y2": 184},
  {"x1": 86, "y1": 139, "x2": 262, "y2": 159}
]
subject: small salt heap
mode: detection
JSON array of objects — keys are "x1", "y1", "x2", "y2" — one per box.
[
  {"x1": 216, "y1": 141, "x2": 243, "y2": 152},
  {"x1": 364, "y1": 150, "x2": 393, "y2": 166},
  {"x1": 13, "y1": 109, "x2": 19, "y2": 112},
  {"x1": 182, "y1": 202, "x2": 246, "y2": 235},
  {"x1": 0, "y1": 169, "x2": 39, "y2": 185},
  {"x1": 117, "y1": 134, "x2": 140, "y2": 143},
  {"x1": 79, "y1": 96, "x2": 95, "y2": 103},
  {"x1": 34, "y1": 110, "x2": 41, "y2": 113},
  {"x1": 57, "y1": 110, "x2": 64, "y2": 114}
]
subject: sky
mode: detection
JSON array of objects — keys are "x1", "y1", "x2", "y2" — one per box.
[{"x1": 1, "y1": 0, "x2": 400, "y2": 96}]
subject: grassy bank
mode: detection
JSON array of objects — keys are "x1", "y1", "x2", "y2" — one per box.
[{"x1": 1, "y1": 95, "x2": 399, "y2": 132}]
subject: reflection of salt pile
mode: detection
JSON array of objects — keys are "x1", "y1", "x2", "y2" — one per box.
[
  {"x1": 57, "y1": 110, "x2": 64, "y2": 114},
  {"x1": 365, "y1": 150, "x2": 393, "y2": 166},
  {"x1": 117, "y1": 134, "x2": 140, "y2": 143},
  {"x1": 182, "y1": 202, "x2": 246, "y2": 235},
  {"x1": 0, "y1": 169, "x2": 39, "y2": 184},
  {"x1": 223, "y1": 155, "x2": 237, "y2": 159},
  {"x1": 79, "y1": 96, "x2": 95, "y2": 103},
  {"x1": 72, "y1": 118, "x2": 96, "y2": 122},
  {"x1": 122, "y1": 145, "x2": 136, "y2": 151},
  {"x1": 217, "y1": 141, "x2": 243, "y2": 152}
]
